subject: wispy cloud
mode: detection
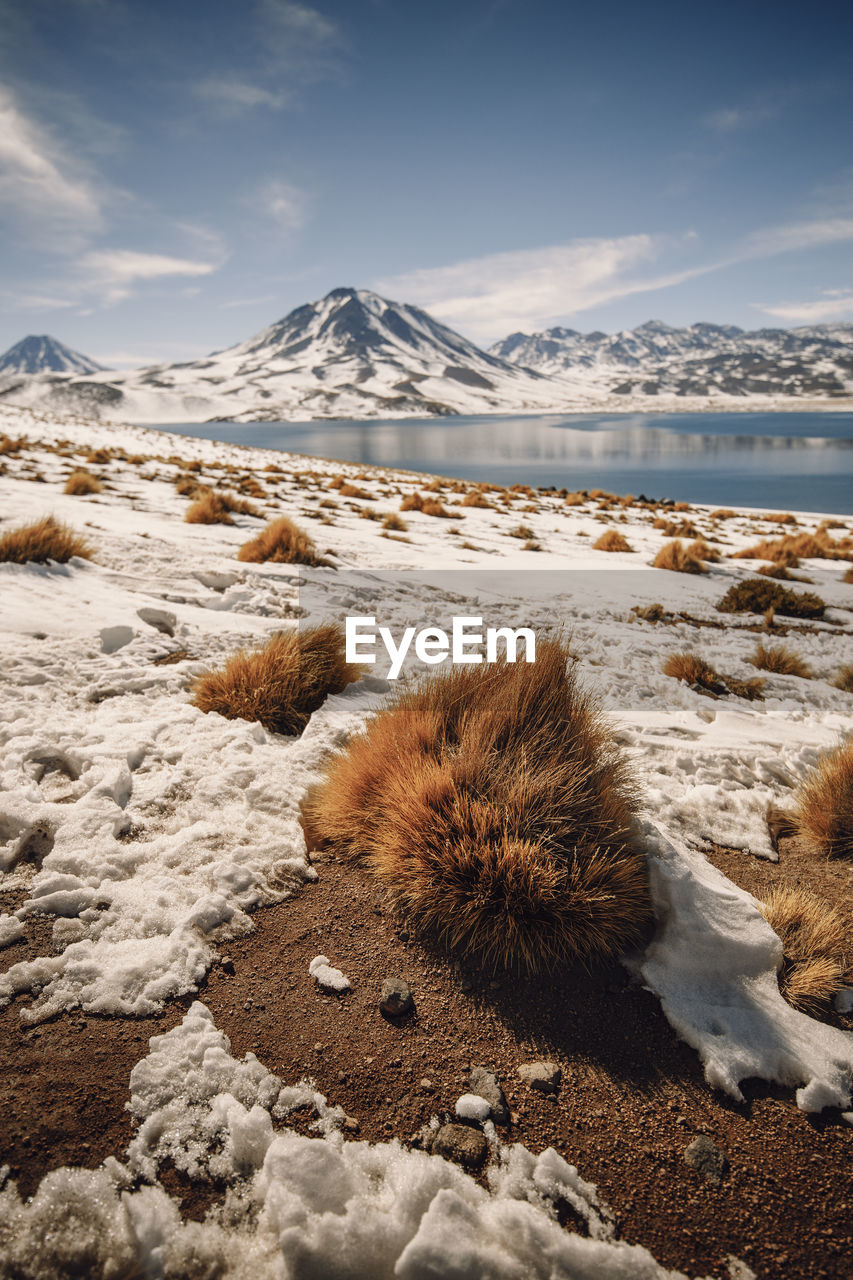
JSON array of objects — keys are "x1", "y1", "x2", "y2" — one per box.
[
  {"x1": 74, "y1": 249, "x2": 218, "y2": 306},
  {"x1": 0, "y1": 83, "x2": 104, "y2": 244},
  {"x1": 193, "y1": 76, "x2": 290, "y2": 114},
  {"x1": 703, "y1": 103, "x2": 777, "y2": 133},
  {"x1": 258, "y1": 0, "x2": 343, "y2": 75},
  {"x1": 375, "y1": 235, "x2": 706, "y2": 343},
  {"x1": 742, "y1": 216, "x2": 853, "y2": 257},
  {"x1": 752, "y1": 290, "x2": 853, "y2": 325},
  {"x1": 252, "y1": 179, "x2": 308, "y2": 234}
]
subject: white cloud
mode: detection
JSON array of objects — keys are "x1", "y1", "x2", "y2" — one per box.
[
  {"x1": 375, "y1": 236, "x2": 708, "y2": 343},
  {"x1": 254, "y1": 179, "x2": 307, "y2": 234},
  {"x1": 74, "y1": 249, "x2": 218, "y2": 305},
  {"x1": 703, "y1": 104, "x2": 776, "y2": 133},
  {"x1": 742, "y1": 217, "x2": 853, "y2": 257},
  {"x1": 259, "y1": 0, "x2": 341, "y2": 69},
  {"x1": 0, "y1": 83, "x2": 103, "y2": 243},
  {"x1": 193, "y1": 77, "x2": 290, "y2": 113},
  {"x1": 752, "y1": 291, "x2": 853, "y2": 325}
]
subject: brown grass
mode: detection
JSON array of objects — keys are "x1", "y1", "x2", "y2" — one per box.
[
  {"x1": 382, "y1": 512, "x2": 408, "y2": 532},
  {"x1": 564, "y1": 491, "x2": 587, "y2": 506},
  {"x1": 687, "y1": 539, "x2": 721, "y2": 563},
  {"x1": 594, "y1": 529, "x2": 633, "y2": 553},
  {"x1": 63, "y1": 469, "x2": 101, "y2": 496},
  {"x1": 759, "y1": 887, "x2": 849, "y2": 1016},
  {"x1": 663, "y1": 652, "x2": 725, "y2": 692},
  {"x1": 0, "y1": 515, "x2": 93, "y2": 564},
  {"x1": 844, "y1": 566, "x2": 853, "y2": 585},
  {"x1": 400, "y1": 493, "x2": 454, "y2": 518},
  {"x1": 734, "y1": 529, "x2": 853, "y2": 563},
  {"x1": 653, "y1": 540, "x2": 706, "y2": 574},
  {"x1": 236, "y1": 516, "x2": 320, "y2": 565},
  {"x1": 191, "y1": 625, "x2": 360, "y2": 736},
  {"x1": 339, "y1": 483, "x2": 374, "y2": 499},
  {"x1": 710, "y1": 509, "x2": 736, "y2": 520},
  {"x1": 461, "y1": 489, "x2": 493, "y2": 508},
  {"x1": 175, "y1": 474, "x2": 204, "y2": 497},
  {"x1": 834, "y1": 664, "x2": 853, "y2": 693},
  {"x1": 653, "y1": 518, "x2": 699, "y2": 538},
  {"x1": 301, "y1": 639, "x2": 651, "y2": 973},
  {"x1": 749, "y1": 642, "x2": 812, "y2": 678},
  {"x1": 716, "y1": 579, "x2": 825, "y2": 619},
  {"x1": 508, "y1": 524, "x2": 535, "y2": 540},
  {"x1": 184, "y1": 490, "x2": 258, "y2": 524},
  {"x1": 793, "y1": 740, "x2": 853, "y2": 860}
]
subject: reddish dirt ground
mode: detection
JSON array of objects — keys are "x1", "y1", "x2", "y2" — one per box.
[{"x1": 1, "y1": 847, "x2": 852, "y2": 1280}]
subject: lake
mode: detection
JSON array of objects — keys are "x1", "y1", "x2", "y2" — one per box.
[{"x1": 152, "y1": 410, "x2": 853, "y2": 514}]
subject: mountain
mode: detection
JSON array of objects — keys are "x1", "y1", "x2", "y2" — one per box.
[
  {"x1": 490, "y1": 320, "x2": 853, "y2": 400},
  {"x1": 0, "y1": 289, "x2": 582, "y2": 423},
  {"x1": 0, "y1": 334, "x2": 105, "y2": 376}
]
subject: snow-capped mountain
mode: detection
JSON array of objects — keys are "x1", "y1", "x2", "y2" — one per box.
[
  {"x1": 0, "y1": 289, "x2": 581, "y2": 424},
  {"x1": 0, "y1": 334, "x2": 105, "y2": 376},
  {"x1": 490, "y1": 320, "x2": 853, "y2": 400}
]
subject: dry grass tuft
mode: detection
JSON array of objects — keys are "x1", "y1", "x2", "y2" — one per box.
[
  {"x1": 564, "y1": 491, "x2": 587, "y2": 506},
  {"x1": 0, "y1": 515, "x2": 93, "y2": 564},
  {"x1": 749, "y1": 642, "x2": 812, "y2": 678},
  {"x1": 663, "y1": 652, "x2": 725, "y2": 693},
  {"x1": 237, "y1": 516, "x2": 320, "y2": 565},
  {"x1": 710, "y1": 508, "x2": 736, "y2": 520},
  {"x1": 184, "y1": 490, "x2": 258, "y2": 524},
  {"x1": 687, "y1": 539, "x2": 721, "y2": 563},
  {"x1": 759, "y1": 887, "x2": 849, "y2": 1016},
  {"x1": 844, "y1": 566, "x2": 853, "y2": 585},
  {"x1": 63, "y1": 469, "x2": 101, "y2": 496},
  {"x1": 834, "y1": 663, "x2": 853, "y2": 693},
  {"x1": 401, "y1": 492, "x2": 454, "y2": 518},
  {"x1": 192, "y1": 625, "x2": 360, "y2": 736},
  {"x1": 653, "y1": 540, "x2": 706, "y2": 574},
  {"x1": 339, "y1": 483, "x2": 374, "y2": 499},
  {"x1": 594, "y1": 529, "x2": 633, "y2": 553},
  {"x1": 508, "y1": 524, "x2": 535, "y2": 540},
  {"x1": 461, "y1": 489, "x2": 493, "y2": 508},
  {"x1": 716, "y1": 578, "x2": 825, "y2": 619},
  {"x1": 382, "y1": 512, "x2": 408, "y2": 532},
  {"x1": 302, "y1": 639, "x2": 651, "y2": 973},
  {"x1": 653, "y1": 518, "x2": 699, "y2": 538},
  {"x1": 735, "y1": 529, "x2": 853, "y2": 563},
  {"x1": 793, "y1": 740, "x2": 853, "y2": 860}
]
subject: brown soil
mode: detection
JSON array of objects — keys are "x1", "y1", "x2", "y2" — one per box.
[{"x1": 1, "y1": 856, "x2": 852, "y2": 1279}]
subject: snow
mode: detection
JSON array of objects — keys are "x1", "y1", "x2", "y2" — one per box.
[
  {"x1": 309, "y1": 953, "x2": 352, "y2": 992},
  {"x1": 1, "y1": 400, "x2": 852, "y2": 1274},
  {"x1": 455, "y1": 1093, "x2": 492, "y2": 1122}
]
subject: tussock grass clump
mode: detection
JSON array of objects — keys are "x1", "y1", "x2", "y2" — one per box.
[
  {"x1": 0, "y1": 515, "x2": 93, "y2": 564},
  {"x1": 687, "y1": 539, "x2": 720, "y2": 563},
  {"x1": 757, "y1": 562, "x2": 797, "y2": 580},
  {"x1": 508, "y1": 524, "x2": 535, "y2": 540},
  {"x1": 301, "y1": 639, "x2": 651, "y2": 973},
  {"x1": 564, "y1": 491, "x2": 587, "y2": 506},
  {"x1": 0, "y1": 434, "x2": 26, "y2": 455},
  {"x1": 793, "y1": 740, "x2": 853, "y2": 860},
  {"x1": 834, "y1": 663, "x2": 853, "y2": 693},
  {"x1": 461, "y1": 489, "x2": 493, "y2": 508},
  {"x1": 192, "y1": 624, "x2": 360, "y2": 736},
  {"x1": 761, "y1": 512, "x2": 797, "y2": 525},
  {"x1": 653, "y1": 518, "x2": 698, "y2": 538},
  {"x1": 594, "y1": 529, "x2": 633, "y2": 553},
  {"x1": 63, "y1": 469, "x2": 101, "y2": 496},
  {"x1": 759, "y1": 887, "x2": 849, "y2": 1015},
  {"x1": 735, "y1": 529, "x2": 853, "y2": 563},
  {"x1": 749, "y1": 642, "x2": 812, "y2": 678},
  {"x1": 400, "y1": 492, "x2": 453, "y2": 518},
  {"x1": 717, "y1": 578, "x2": 825, "y2": 619},
  {"x1": 184, "y1": 489, "x2": 258, "y2": 524},
  {"x1": 710, "y1": 508, "x2": 736, "y2": 520},
  {"x1": 237, "y1": 516, "x2": 320, "y2": 565},
  {"x1": 662, "y1": 652, "x2": 725, "y2": 693},
  {"x1": 382, "y1": 512, "x2": 407, "y2": 532},
  {"x1": 339, "y1": 483, "x2": 373, "y2": 499},
  {"x1": 653, "y1": 540, "x2": 706, "y2": 574},
  {"x1": 844, "y1": 566, "x2": 853, "y2": 585},
  {"x1": 175, "y1": 474, "x2": 204, "y2": 497}
]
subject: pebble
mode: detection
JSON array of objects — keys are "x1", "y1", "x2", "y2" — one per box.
[
  {"x1": 433, "y1": 1123, "x2": 488, "y2": 1170},
  {"x1": 419, "y1": 1079, "x2": 434, "y2": 1093},
  {"x1": 379, "y1": 977, "x2": 414, "y2": 1018},
  {"x1": 684, "y1": 1135, "x2": 728, "y2": 1185},
  {"x1": 517, "y1": 1060, "x2": 562, "y2": 1095},
  {"x1": 469, "y1": 1066, "x2": 509, "y2": 1125},
  {"x1": 342, "y1": 1117, "x2": 360, "y2": 1134}
]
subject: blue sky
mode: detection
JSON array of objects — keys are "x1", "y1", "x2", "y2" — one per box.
[{"x1": 0, "y1": 0, "x2": 851, "y2": 364}]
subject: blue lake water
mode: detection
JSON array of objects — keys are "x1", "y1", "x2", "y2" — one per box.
[{"x1": 152, "y1": 411, "x2": 853, "y2": 514}]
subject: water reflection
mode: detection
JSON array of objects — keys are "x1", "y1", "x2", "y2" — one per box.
[{"x1": 153, "y1": 411, "x2": 853, "y2": 513}]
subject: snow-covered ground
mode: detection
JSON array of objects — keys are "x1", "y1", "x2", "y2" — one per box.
[{"x1": 1, "y1": 401, "x2": 851, "y2": 1276}]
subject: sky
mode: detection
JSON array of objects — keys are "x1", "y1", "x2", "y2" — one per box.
[{"x1": 0, "y1": 0, "x2": 852, "y2": 366}]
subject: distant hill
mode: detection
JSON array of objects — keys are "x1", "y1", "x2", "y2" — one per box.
[{"x1": 0, "y1": 334, "x2": 105, "y2": 376}]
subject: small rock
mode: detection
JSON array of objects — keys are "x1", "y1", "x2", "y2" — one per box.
[
  {"x1": 398, "y1": 929, "x2": 410, "y2": 942},
  {"x1": 220, "y1": 956, "x2": 235, "y2": 975},
  {"x1": 433, "y1": 1123, "x2": 488, "y2": 1170},
  {"x1": 342, "y1": 1116, "x2": 360, "y2": 1134},
  {"x1": 517, "y1": 1060, "x2": 562, "y2": 1095},
  {"x1": 380, "y1": 977, "x2": 414, "y2": 1019},
  {"x1": 684, "y1": 1135, "x2": 728, "y2": 1185},
  {"x1": 419, "y1": 1078, "x2": 434, "y2": 1093},
  {"x1": 469, "y1": 1066, "x2": 509, "y2": 1124}
]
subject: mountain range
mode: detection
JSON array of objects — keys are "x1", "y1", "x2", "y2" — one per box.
[{"x1": 1, "y1": 291, "x2": 851, "y2": 423}]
